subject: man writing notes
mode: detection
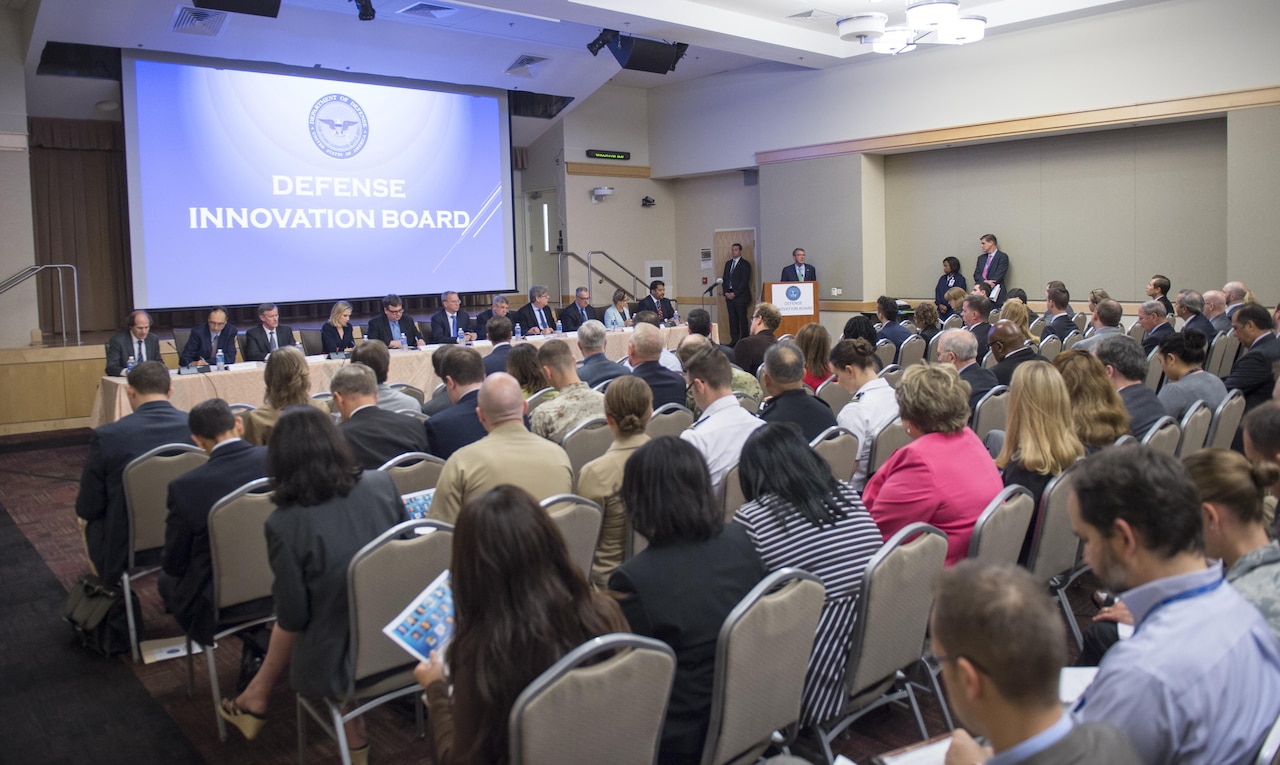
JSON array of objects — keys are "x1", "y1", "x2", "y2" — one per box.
[
  {"x1": 973, "y1": 234, "x2": 1009, "y2": 305},
  {"x1": 179, "y1": 306, "x2": 238, "y2": 367},
  {"x1": 105, "y1": 310, "x2": 161, "y2": 376},
  {"x1": 367, "y1": 294, "x2": 426, "y2": 349},
  {"x1": 722, "y1": 242, "x2": 753, "y2": 346},
  {"x1": 243, "y1": 303, "x2": 297, "y2": 362},
  {"x1": 780, "y1": 247, "x2": 816, "y2": 282}
]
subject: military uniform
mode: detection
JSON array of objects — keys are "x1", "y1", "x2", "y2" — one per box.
[
  {"x1": 686, "y1": 368, "x2": 763, "y2": 418},
  {"x1": 530, "y1": 381, "x2": 606, "y2": 444},
  {"x1": 430, "y1": 421, "x2": 573, "y2": 524}
]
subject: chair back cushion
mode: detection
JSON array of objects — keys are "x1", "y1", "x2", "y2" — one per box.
[{"x1": 124, "y1": 445, "x2": 208, "y2": 556}]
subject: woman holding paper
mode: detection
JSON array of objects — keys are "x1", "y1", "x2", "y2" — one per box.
[
  {"x1": 321, "y1": 300, "x2": 356, "y2": 355},
  {"x1": 414, "y1": 485, "x2": 627, "y2": 765}
]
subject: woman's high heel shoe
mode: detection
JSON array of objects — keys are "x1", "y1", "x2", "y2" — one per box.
[{"x1": 219, "y1": 698, "x2": 267, "y2": 740}]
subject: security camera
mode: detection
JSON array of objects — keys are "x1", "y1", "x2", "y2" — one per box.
[{"x1": 641, "y1": 196, "x2": 655, "y2": 207}]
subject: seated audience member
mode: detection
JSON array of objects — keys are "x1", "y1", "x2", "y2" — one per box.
[
  {"x1": 630, "y1": 311, "x2": 683, "y2": 372},
  {"x1": 331, "y1": 363, "x2": 428, "y2": 470},
  {"x1": 1053, "y1": 350, "x2": 1130, "y2": 452},
  {"x1": 365, "y1": 294, "x2": 425, "y2": 349},
  {"x1": 1044, "y1": 280, "x2": 1075, "y2": 317},
  {"x1": 320, "y1": 300, "x2": 356, "y2": 355},
  {"x1": 842, "y1": 314, "x2": 879, "y2": 345},
  {"x1": 677, "y1": 333, "x2": 763, "y2": 417},
  {"x1": 243, "y1": 303, "x2": 298, "y2": 362},
  {"x1": 989, "y1": 319, "x2": 1046, "y2": 387},
  {"x1": 1095, "y1": 335, "x2": 1168, "y2": 439},
  {"x1": 996, "y1": 362, "x2": 1084, "y2": 562},
  {"x1": 934, "y1": 256, "x2": 967, "y2": 318},
  {"x1": 931, "y1": 562, "x2": 1140, "y2": 765},
  {"x1": 577, "y1": 376, "x2": 652, "y2": 588},
  {"x1": 610, "y1": 438, "x2": 767, "y2": 765},
  {"x1": 733, "y1": 302, "x2": 781, "y2": 376},
  {"x1": 997, "y1": 299, "x2": 1034, "y2": 344},
  {"x1": 1086, "y1": 287, "x2": 1110, "y2": 315},
  {"x1": 559, "y1": 286, "x2": 598, "y2": 332},
  {"x1": 830, "y1": 338, "x2": 899, "y2": 489},
  {"x1": 686, "y1": 308, "x2": 735, "y2": 364},
  {"x1": 1224, "y1": 280, "x2": 1249, "y2": 318},
  {"x1": 1136, "y1": 300, "x2": 1172, "y2": 355},
  {"x1": 106, "y1": 310, "x2": 161, "y2": 376},
  {"x1": 1145, "y1": 273, "x2": 1175, "y2": 316},
  {"x1": 863, "y1": 364, "x2": 1003, "y2": 565},
  {"x1": 575, "y1": 320, "x2": 627, "y2": 388},
  {"x1": 875, "y1": 296, "x2": 912, "y2": 360},
  {"x1": 507, "y1": 343, "x2": 551, "y2": 399},
  {"x1": 180, "y1": 306, "x2": 238, "y2": 366},
  {"x1": 473, "y1": 294, "x2": 510, "y2": 341},
  {"x1": 944, "y1": 287, "x2": 969, "y2": 321},
  {"x1": 936, "y1": 328, "x2": 997, "y2": 420},
  {"x1": 481, "y1": 316, "x2": 514, "y2": 377},
  {"x1": 512, "y1": 284, "x2": 556, "y2": 336},
  {"x1": 757, "y1": 342, "x2": 837, "y2": 443},
  {"x1": 627, "y1": 322, "x2": 686, "y2": 409},
  {"x1": 603, "y1": 288, "x2": 633, "y2": 329},
  {"x1": 424, "y1": 347, "x2": 486, "y2": 460},
  {"x1": 1039, "y1": 286, "x2": 1075, "y2": 343},
  {"x1": 219, "y1": 406, "x2": 406, "y2": 755},
  {"x1": 160, "y1": 399, "x2": 268, "y2": 647},
  {"x1": 431, "y1": 373, "x2": 572, "y2": 524},
  {"x1": 1204, "y1": 289, "x2": 1233, "y2": 334},
  {"x1": 962, "y1": 294, "x2": 993, "y2": 361},
  {"x1": 914, "y1": 302, "x2": 942, "y2": 345},
  {"x1": 733, "y1": 424, "x2": 883, "y2": 726},
  {"x1": 530, "y1": 339, "x2": 605, "y2": 443},
  {"x1": 239, "y1": 346, "x2": 328, "y2": 445},
  {"x1": 1226, "y1": 302, "x2": 1280, "y2": 414},
  {"x1": 414, "y1": 486, "x2": 628, "y2": 765},
  {"x1": 636, "y1": 279, "x2": 675, "y2": 323},
  {"x1": 430, "y1": 290, "x2": 476, "y2": 344},
  {"x1": 679, "y1": 342, "x2": 765, "y2": 497},
  {"x1": 1156, "y1": 330, "x2": 1228, "y2": 420},
  {"x1": 1006, "y1": 287, "x2": 1037, "y2": 322},
  {"x1": 1245, "y1": 403, "x2": 1280, "y2": 521},
  {"x1": 76, "y1": 361, "x2": 191, "y2": 584},
  {"x1": 1176, "y1": 289, "x2": 1215, "y2": 340},
  {"x1": 349, "y1": 340, "x2": 418, "y2": 414},
  {"x1": 422, "y1": 346, "x2": 457, "y2": 417},
  {"x1": 1068, "y1": 445, "x2": 1280, "y2": 763},
  {"x1": 1073, "y1": 298, "x2": 1127, "y2": 352}
]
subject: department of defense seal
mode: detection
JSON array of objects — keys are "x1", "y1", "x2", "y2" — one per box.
[
  {"x1": 786, "y1": 285, "x2": 802, "y2": 301},
  {"x1": 308, "y1": 94, "x2": 368, "y2": 159}
]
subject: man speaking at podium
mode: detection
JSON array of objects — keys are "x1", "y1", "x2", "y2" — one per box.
[{"x1": 780, "y1": 247, "x2": 816, "y2": 282}]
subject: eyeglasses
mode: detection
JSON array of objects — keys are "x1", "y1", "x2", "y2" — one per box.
[
  {"x1": 926, "y1": 650, "x2": 989, "y2": 676},
  {"x1": 387, "y1": 308, "x2": 405, "y2": 315}
]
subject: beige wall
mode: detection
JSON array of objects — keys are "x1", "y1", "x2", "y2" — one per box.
[
  {"x1": 670, "y1": 171, "x2": 760, "y2": 300},
  {"x1": 1227, "y1": 106, "x2": 1280, "y2": 301},
  {"x1": 0, "y1": 10, "x2": 38, "y2": 349}
]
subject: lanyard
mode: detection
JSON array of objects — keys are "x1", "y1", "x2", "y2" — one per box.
[{"x1": 1133, "y1": 576, "x2": 1224, "y2": 636}]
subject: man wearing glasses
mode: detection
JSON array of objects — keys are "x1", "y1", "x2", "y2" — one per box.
[{"x1": 367, "y1": 293, "x2": 426, "y2": 348}]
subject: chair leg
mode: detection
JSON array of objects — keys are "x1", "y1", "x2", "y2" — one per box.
[
  {"x1": 415, "y1": 692, "x2": 425, "y2": 739},
  {"x1": 207, "y1": 644, "x2": 226, "y2": 742},
  {"x1": 331, "y1": 703, "x2": 352, "y2": 765},
  {"x1": 123, "y1": 571, "x2": 141, "y2": 663},
  {"x1": 1057, "y1": 587, "x2": 1083, "y2": 649},
  {"x1": 901, "y1": 671, "x2": 928, "y2": 741},
  {"x1": 924, "y1": 660, "x2": 955, "y2": 732},
  {"x1": 817, "y1": 725, "x2": 835, "y2": 765},
  {"x1": 186, "y1": 635, "x2": 195, "y2": 697}
]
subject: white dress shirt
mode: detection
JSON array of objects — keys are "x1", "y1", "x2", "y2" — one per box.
[{"x1": 835, "y1": 377, "x2": 900, "y2": 490}]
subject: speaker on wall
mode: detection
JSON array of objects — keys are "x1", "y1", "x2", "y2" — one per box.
[
  {"x1": 606, "y1": 37, "x2": 688, "y2": 74},
  {"x1": 193, "y1": 0, "x2": 281, "y2": 18}
]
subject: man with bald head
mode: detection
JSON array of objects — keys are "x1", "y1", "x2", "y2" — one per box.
[
  {"x1": 1204, "y1": 289, "x2": 1232, "y2": 334},
  {"x1": 1224, "y1": 281, "x2": 1249, "y2": 319},
  {"x1": 756, "y1": 341, "x2": 835, "y2": 441},
  {"x1": 627, "y1": 322, "x2": 686, "y2": 409},
  {"x1": 429, "y1": 372, "x2": 573, "y2": 524},
  {"x1": 989, "y1": 319, "x2": 1046, "y2": 386}
]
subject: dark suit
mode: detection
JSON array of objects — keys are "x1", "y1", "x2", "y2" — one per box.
[
  {"x1": 631, "y1": 362, "x2": 686, "y2": 410},
  {"x1": 733, "y1": 330, "x2": 777, "y2": 376},
  {"x1": 637, "y1": 294, "x2": 675, "y2": 322},
  {"x1": 339, "y1": 405, "x2": 429, "y2": 470},
  {"x1": 559, "y1": 303, "x2": 599, "y2": 332},
  {"x1": 1140, "y1": 322, "x2": 1174, "y2": 355},
  {"x1": 474, "y1": 308, "x2": 511, "y2": 341},
  {"x1": 367, "y1": 314, "x2": 424, "y2": 347},
  {"x1": 973, "y1": 250, "x2": 1009, "y2": 303},
  {"x1": 483, "y1": 343, "x2": 513, "y2": 377},
  {"x1": 105, "y1": 331, "x2": 163, "y2": 376},
  {"x1": 781, "y1": 263, "x2": 817, "y2": 282},
  {"x1": 1181, "y1": 313, "x2": 1216, "y2": 341},
  {"x1": 1210, "y1": 313, "x2": 1233, "y2": 334},
  {"x1": 992, "y1": 346, "x2": 1047, "y2": 387},
  {"x1": 424, "y1": 390, "x2": 486, "y2": 460},
  {"x1": 512, "y1": 303, "x2": 556, "y2": 335},
  {"x1": 577, "y1": 352, "x2": 628, "y2": 388},
  {"x1": 1040, "y1": 313, "x2": 1076, "y2": 343},
  {"x1": 159, "y1": 440, "x2": 268, "y2": 645},
  {"x1": 1120, "y1": 384, "x2": 1169, "y2": 439},
  {"x1": 758, "y1": 388, "x2": 836, "y2": 442},
  {"x1": 968, "y1": 322, "x2": 992, "y2": 363},
  {"x1": 429, "y1": 310, "x2": 474, "y2": 344},
  {"x1": 243, "y1": 324, "x2": 297, "y2": 362},
  {"x1": 179, "y1": 324, "x2": 238, "y2": 366},
  {"x1": 959, "y1": 362, "x2": 998, "y2": 422},
  {"x1": 321, "y1": 323, "x2": 355, "y2": 355},
  {"x1": 723, "y1": 257, "x2": 753, "y2": 346},
  {"x1": 877, "y1": 322, "x2": 913, "y2": 361},
  {"x1": 75, "y1": 400, "x2": 193, "y2": 583},
  {"x1": 1225, "y1": 334, "x2": 1280, "y2": 413}
]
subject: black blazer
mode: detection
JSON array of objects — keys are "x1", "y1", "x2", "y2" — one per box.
[
  {"x1": 1181, "y1": 313, "x2": 1216, "y2": 341},
  {"x1": 105, "y1": 331, "x2": 163, "y2": 376},
  {"x1": 577, "y1": 353, "x2": 628, "y2": 388},
  {"x1": 559, "y1": 303, "x2": 599, "y2": 332},
  {"x1": 512, "y1": 303, "x2": 556, "y2": 334},
  {"x1": 992, "y1": 347, "x2": 1046, "y2": 387},
  {"x1": 180, "y1": 324, "x2": 238, "y2": 366},
  {"x1": 722, "y1": 258, "x2": 753, "y2": 303},
  {"x1": 631, "y1": 361, "x2": 687, "y2": 410},
  {"x1": 367, "y1": 314, "x2": 424, "y2": 347},
  {"x1": 424, "y1": 390, "x2": 486, "y2": 460},
  {"x1": 160, "y1": 440, "x2": 268, "y2": 644},
  {"x1": 321, "y1": 323, "x2": 355, "y2": 355},
  {"x1": 1040, "y1": 313, "x2": 1076, "y2": 343},
  {"x1": 474, "y1": 308, "x2": 510, "y2": 341},
  {"x1": 339, "y1": 405, "x2": 429, "y2": 470},
  {"x1": 243, "y1": 324, "x2": 297, "y2": 362},
  {"x1": 959, "y1": 362, "x2": 998, "y2": 422},
  {"x1": 1225, "y1": 334, "x2": 1280, "y2": 412},
  {"x1": 973, "y1": 250, "x2": 1009, "y2": 295},
  {"x1": 636, "y1": 294, "x2": 675, "y2": 320},
  {"x1": 483, "y1": 343, "x2": 513, "y2": 377},
  {"x1": 780, "y1": 263, "x2": 817, "y2": 282},
  {"x1": 75, "y1": 400, "x2": 193, "y2": 583},
  {"x1": 758, "y1": 388, "x2": 836, "y2": 442},
  {"x1": 1140, "y1": 322, "x2": 1174, "y2": 355},
  {"x1": 430, "y1": 310, "x2": 474, "y2": 344}
]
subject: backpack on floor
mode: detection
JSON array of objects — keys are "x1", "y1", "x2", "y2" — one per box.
[{"x1": 61, "y1": 574, "x2": 141, "y2": 657}]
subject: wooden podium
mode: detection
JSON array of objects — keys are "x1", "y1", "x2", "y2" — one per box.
[{"x1": 766, "y1": 281, "x2": 820, "y2": 337}]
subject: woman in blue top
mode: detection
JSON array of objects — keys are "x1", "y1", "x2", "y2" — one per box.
[
  {"x1": 934, "y1": 257, "x2": 967, "y2": 318},
  {"x1": 320, "y1": 300, "x2": 355, "y2": 354},
  {"x1": 602, "y1": 288, "x2": 633, "y2": 329}
]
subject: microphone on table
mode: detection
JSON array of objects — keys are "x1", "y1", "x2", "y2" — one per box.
[{"x1": 703, "y1": 277, "x2": 724, "y2": 296}]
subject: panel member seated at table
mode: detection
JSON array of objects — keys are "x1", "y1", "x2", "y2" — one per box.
[
  {"x1": 474, "y1": 295, "x2": 510, "y2": 341},
  {"x1": 512, "y1": 285, "x2": 556, "y2": 335},
  {"x1": 243, "y1": 303, "x2": 297, "y2": 362},
  {"x1": 331, "y1": 363, "x2": 428, "y2": 470},
  {"x1": 179, "y1": 306, "x2": 238, "y2": 367},
  {"x1": 559, "y1": 286, "x2": 599, "y2": 332},
  {"x1": 430, "y1": 290, "x2": 476, "y2": 344},
  {"x1": 603, "y1": 288, "x2": 633, "y2": 329},
  {"x1": 320, "y1": 300, "x2": 356, "y2": 355},
  {"x1": 636, "y1": 280, "x2": 675, "y2": 325},
  {"x1": 105, "y1": 309, "x2": 161, "y2": 376},
  {"x1": 366, "y1": 294, "x2": 425, "y2": 349},
  {"x1": 349, "y1": 340, "x2": 419, "y2": 414}
]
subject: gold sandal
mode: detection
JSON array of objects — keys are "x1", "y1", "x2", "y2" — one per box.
[{"x1": 219, "y1": 697, "x2": 268, "y2": 740}]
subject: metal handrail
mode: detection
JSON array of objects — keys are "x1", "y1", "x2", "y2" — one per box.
[
  {"x1": 558, "y1": 250, "x2": 646, "y2": 305},
  {"x1": 0, "y1": 264, "x2": 81, "y2": 345}
]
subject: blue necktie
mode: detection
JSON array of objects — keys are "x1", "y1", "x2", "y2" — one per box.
[{"x1": 537, "y1": 311, "x2": 546, "y2": 330}]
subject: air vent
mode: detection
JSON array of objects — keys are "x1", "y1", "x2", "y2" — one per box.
[
  {"x1": 172, "y1": 6, "x2": 229, "y2": 36},
  {"x1": 399, "y1": 2, "x2": 459, "y2": 19},
  {"x1": 505, "y1": 54, "x2": 549, "y2": 78},
  {"x1": 787, "y1": 9, "x2": 840, "y2": 22}
]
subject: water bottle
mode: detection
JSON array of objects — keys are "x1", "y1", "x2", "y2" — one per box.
[
  {"x1": 515, "y1": 323, "x2": 522, "y2": 341},
  {"x1": 672, "y1": 308, "x2": 680, "y2": 326},
  {"x1": 400, "y1": 331, "x2": 408, "y2": 350},
  {"x1": 555, "y1": 319, "x2": 563, "y2": 336},
  {"x1": 215, "y1": 348, "x2": 225, "y2": 371},
  {"x1": 125, "y1": 355, "x2": 135, "y2": 374},
  {"x1": 456, "y1": 326, "x2": 465, "y2": 345}
]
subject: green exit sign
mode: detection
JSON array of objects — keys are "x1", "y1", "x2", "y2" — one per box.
[{"x1": 586, "y1": 149, "x2": 631, "y2": 160}]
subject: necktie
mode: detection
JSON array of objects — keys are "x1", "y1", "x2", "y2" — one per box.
[
  {"x1": 537, "y1": 310, "x2": 546, "y2": 330},
  {"x1": 269, "y1": 330, "x2": 277, "y2": 350},
  {"x1": 797, "y1": 264, "x2": 804, "y2": 280},
  {"x1": 656, "y1": 302, "x2": 664, "y2": 321},
  {"x1": 451, "y1": 315, "x2": 457, "y2": 337},
  {"x1": 983, "y1": 256, "x2": 991, "y2": 280},
  {"x1": 581, "y1": 306, "x2": 588, "y2": 321},
  {"x1": 136, "y1": 339, "x2": 144, "y2": 362}
]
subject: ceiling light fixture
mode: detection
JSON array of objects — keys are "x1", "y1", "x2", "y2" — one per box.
[
  {"x1": 906, "y1": 0, "x2": 958, "y2": 29},
  {"x1": 935, "y1": 14, "x2": 986, "y2": 44},
  {"x1": 839, "y1": 0, "x2": 985, "y2": 55}
]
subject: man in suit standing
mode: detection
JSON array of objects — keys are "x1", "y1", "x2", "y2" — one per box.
[
  {"x1": 159, "y1": 399, "x2": 268, "y2": 646},
  {"x1": 628, "y1": 323, "x2": 686, "y2": 409},
  {"x1": 962, "y1": 295, "x2": 993, "y2": 362},
  {"x1": 1226, "y1": 304, "x2": 1280, "y2": 414},
  {"x1": 474, "y1": 295, "x2": 510, "y2": 341},
  {"x1": 973, "y1": 234, "x2": 1009, "y2": 305},
  {"x1": 430, "y1": 290, "x2": 476, "y2": 344},
  {"x1": 757, "y1": 342, "x2": 836, "y2": 442},
  {"x1": 637, "y1": 280, "x2": 675, "y2": 324},
  {"x1": 483, "y1": 317, "x2": 515, "y2": 377},
  {"x1": 243, "y1": 303, "x2": 298, "y2": 362},
  {"x1": 512, "y1": 285, "x2": 557, "y2": 335},
  {"x1": 723, "y1": 242, "x2": 753, "y2": 346},
  {"x1": 937, "y1": 329, "x2": 997, "y2": 422},
  {"x1": 559, "y1": 286, "x2": 599, "y2": 332},
  {"x1": 367, "y1": 294, "x2": 426, "y2": 349},
  {"x1": 576, "y1": 320, "x2": 627, "y2": 388},
  {"x1": 780, "y1": 247, "x2": 816, "y2": 282},
  {"x1": 75, "y1": 361, "x2": 192, "y2": 583},
  {"x1": 1175, "y1": 289, "x2": 1216, "y2": 340},
  {"x1": 425, "y1": 347, "x2": 488, "y2": 460},
  {"x1": 332, "y1": 363, "x2": 428, "y2": 470},
  {"x1": 1137, "y1": 301, "x2": 1174, "y2": 355},
  {"x1": 179, "y1": 306, "x2": 238, "y2": 367},
  {"x1": 989, "y1": 320, "x2": 1046, "y2": 387},
  {"x1": 105, "y1": 310, "x2": 162, "y2": 376}
]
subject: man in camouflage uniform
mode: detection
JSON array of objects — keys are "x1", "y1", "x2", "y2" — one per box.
[{"x1": 530, "y1": 339, "x2": 605, "y2": 444}]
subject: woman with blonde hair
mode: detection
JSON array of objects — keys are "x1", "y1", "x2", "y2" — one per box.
[
  {"x1": 1052, "y1": 350, "x2": 1129, "y2": 451},
  {"x1": 944, "y1": 286, "x2": 968, "y2": 318},
  {"x1": 240, "y1": 345, "x2": 328, "y2": 445},
  {"x1": 913, "y1": 302, "x2": 941, "y2": 344},
  {"x1": 795, "y1": 322, "x2": 833, "y2": 390},
  {"x1": 577, "y1": 376, "x2": 652, "y2": 588},
  {"x1": 999, "y1": 299, "x2": 1036, "y2": 343},
  {"x1": 1088, "y1": 287, "x2": 1111, "y2": 314},
  {"x1": 320, "y1": 300, "x2": 355, "y2": 355}
]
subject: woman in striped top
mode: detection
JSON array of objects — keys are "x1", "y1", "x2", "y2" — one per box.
[{"x1": 732, "y1": 422, "x2": 885, "y2": 728}]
